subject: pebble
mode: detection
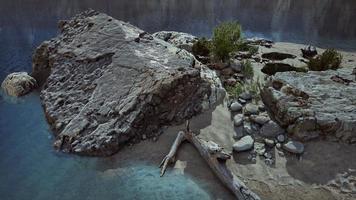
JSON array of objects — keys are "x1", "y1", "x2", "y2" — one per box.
[
  {"x1": 260, "y1": 121, "x2": 284, "y2": 138},
  {"x1": 239, "y1": 92, "x2": 252, "y2": 101},
  {"x1": 230, "y1": 102, "x2": 243, "y2": 112},
  {"x1": 283, "y1": 141, "x2": 304, "y2": 154},
  {"x1": 238, "y1": 98, "x2": 247, "y2": 104},
  {"x1": 277, "y1": 134, "x2": 285, "y2": 143},
  {"x1": 276, "y1": 143, "x2": 282, "y2": 149},
  {"x1": 243, "y1": 122, "x2": 253, "y2": 134},
  {"x1": 258, "y1": 104, "x2": 266, "y2": 112},
  {"x1": 233, "y1": 135, "x2": 254, "y2": 152},
  {"x1": 233, "y1": 114, "x2": 244, "y2": 127},
  {"x1": 250, "y1": 115, "x2": 270, "y2": 125},
  {"x1": 244, "y1": 103, "x2": 259, "y2": 115},
  {"x1": 264, "y1": 138, "x2": 275, "y2": 147},
  {"x1": 264, "y1": 152, "x2": 273, "y2": 159}
]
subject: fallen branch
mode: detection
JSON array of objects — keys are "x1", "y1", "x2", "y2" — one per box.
[{"x1": 160, "y1": 121, "x2": 260, "y2": 200}]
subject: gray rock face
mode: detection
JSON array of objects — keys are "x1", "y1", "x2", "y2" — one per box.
[
  {"x1": 261, "y1": 67, "x2": 356, "y2": 143},
  {"x1": 152, "y1": 31, "x2": 197, "y2": 52},
  {"x1": 1, "y1": 72, "x2": 37, "y2": 97},
  {"x1": 233, "y1": 135, "x2": 254, "y2": 152},
  {"x1": 260, "y1": 121, "x2": 284, "y2": 138},
  {"x1": 32, "y1": 10, "x2": 223, "y2": 156},
  {"x1": 283, "y1": 141, "x2": 304, "y2": 154}
]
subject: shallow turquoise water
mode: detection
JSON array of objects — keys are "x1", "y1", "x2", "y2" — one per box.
[{"x1": 0, "y1": 93, "x2": 212, "y2": 200}]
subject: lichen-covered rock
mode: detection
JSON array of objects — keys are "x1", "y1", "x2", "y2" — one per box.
[
  {"x1": 1, "y1": 72, "x2": 37, "y2": 97},
  {"x1": 261, "y1": 67, "x2": 356, "y2": 143},
  {"x1": 152, "y1": 31, "x2": 197, "y2": 52},
  {"x1": 33, "y1": 10, "x2": 223, "y2": 156}
]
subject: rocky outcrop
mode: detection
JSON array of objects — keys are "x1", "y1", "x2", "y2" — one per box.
[
  {"x1": 1, "y1": 72, "x2": 37, "y2": 97},
  {"x1": 32, "y1": 10, "x2": 223, "y2": 156},
  {"x1": 152, "y1": 31, "x2": 197, "y2": 53},
  {"x1": 261, "y1": 67, "x2": 356, "y2": 143}
]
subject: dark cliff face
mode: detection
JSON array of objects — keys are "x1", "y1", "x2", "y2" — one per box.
[{"x1": 32, "y1": 10, "x2": 215, "y2": 156}]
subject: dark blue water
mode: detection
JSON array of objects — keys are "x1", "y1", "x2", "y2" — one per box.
[{"x1": 1, "y1": 0, "x2": 356, "y2": 199}]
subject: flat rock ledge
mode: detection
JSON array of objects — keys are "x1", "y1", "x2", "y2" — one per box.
[
  {"x1": 32, "y1": 10, "x2": 223, "y2": 156},
  {"x1": 261, "y1": 67, "x2": 356, "y2": 143},
  {"x1": 1, "y1": 72, "x2": 37, "y2": 97}
]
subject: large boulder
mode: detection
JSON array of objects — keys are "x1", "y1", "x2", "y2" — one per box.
[
  {"x1": 32, "y1": 10, "x2": 224, "y2": 156},
  {"x1": 261, "y1": 67, "x2": 356, "y2": 143},
  {"x1": 1, "y1": 72, "x2": 37, "y2": 97},
  {"x1": 152, "y1": 31, "x2": 197, "y2": 52}
]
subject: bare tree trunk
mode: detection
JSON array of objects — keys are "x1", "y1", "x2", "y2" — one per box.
[{"x1": 160, "y1": 121, "x2": 260, "y2": 200}]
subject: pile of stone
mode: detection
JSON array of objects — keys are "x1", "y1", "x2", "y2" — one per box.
[{"x1": 230, "y1": 90, "x2": 305, "y2": 164}]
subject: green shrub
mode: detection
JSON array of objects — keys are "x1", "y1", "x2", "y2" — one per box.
[
  {"x1": 245, "y1": 78, "x2": 262, "y2": 102},
  {"x1": 192, "y1": 37, "x2": 211, "y2": 57},
  {"x1": 308, "y1": 49, "x2": 342, "y2": 71},
  {"x1": 211, "y1": 22, "x2": 242, "y2": 61},
  {"x1": 226, "y1": 82, "x2": 243, "y2": 97},
  {"x1": 242, "y1": 60, "x2": 254, "y2": 79},
  {"x1": 248, "y1": 45, "x2": 259, "y2": 55}
]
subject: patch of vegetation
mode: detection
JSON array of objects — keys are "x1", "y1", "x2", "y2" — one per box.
[
  {"x1": 226, "y1": 82, "x2": 244, "y2": 97},
  {"x1": 192, "y1": 37, "x2": 211, "y2": 57},
  {"x1": 211, "y1": 22, "x2": 242, "y2": 61},
  {"x1": 241, "y1": 60, "x2": 254, "y2": 79},
  {"x1": 245, "y1": 78, "x2": 262, "y2": 102},
  {"x1": 308, "y1": 49, "x2": 342, "y2": 71},
  {"x1": 226, "y1": 78, "x2": 263, "y2": 102},
  {"x1": 248, "y1": 45, "x2": 259, "y2": 55}
]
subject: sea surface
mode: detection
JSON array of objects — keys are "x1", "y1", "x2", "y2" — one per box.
[{"x1": 1, "y1": 0, "x2": 356, "y2": 199}]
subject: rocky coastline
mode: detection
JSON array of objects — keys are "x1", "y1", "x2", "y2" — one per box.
[{"x1": 1, "y1": 10, "x2": 356, "y2": 200}]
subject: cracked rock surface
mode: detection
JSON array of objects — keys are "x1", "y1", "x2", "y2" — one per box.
[
  {"x1": 261, "y1": 67, "x2": 356, "y2": 143},
  {"x1": 32, "y1": 10, "x2": 223, "y2": 156}
]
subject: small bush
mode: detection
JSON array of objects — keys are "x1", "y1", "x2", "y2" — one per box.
[
  {"x1": 308, "y1": 49, "x2": 342, "y2": 71},
  {"x1": 192, "y1": 37, "x2": 211, "y2": 57},
  {"x1": 242, "y1": 60, "x2": 254, "y2": 79},
  {"x1": 248, "y1": 45, "x2": 259, "y2": 55},
  {"x1": 226, "y1": 82, "x2": 243, "y2": 97},
  {"x1": 245, "y1": 78, "x2": 262, "y2": 102},
  {"x1": 211, "y1": 22, "x2": 242, "y2": 61}
]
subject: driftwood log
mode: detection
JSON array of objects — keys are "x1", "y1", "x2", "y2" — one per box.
[{"x1": 160, "y1": 121, "x2": 260, "y2": 200}]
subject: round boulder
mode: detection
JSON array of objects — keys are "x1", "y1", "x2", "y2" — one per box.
[
  {"x1": 1, "y1": 72, "x2": 37, "y2": 97},
  {"x1": 283, "y1": 141, "x2": 304, "y2": 154}
]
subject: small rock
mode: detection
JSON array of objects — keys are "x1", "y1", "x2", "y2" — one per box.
[
  {"x1": 233, "y1": 114, "x2": 244, "y2": 127},
  {"x1": 260, "y1": 121, "x2": 284, "y2": 138},
  {"x1": 250, "y1": 115, "x2": 270, "y2": 125},
  {"x1": 230, "y1": 102, "x2": 243, "y2": 112},
  {"x1": 258, "y1": 104, "x2": 266, "y2": 112},
  {"x1": 283, "y1": 141, "x2": 304, "y2": 154},
  {"x1": 225, "y1": 78, "x2": 237, "y2": 86},
  {"x1": 277, "y1": 134, "x2": 285, "y2": 143},
  {"x1": 264, "y1": 152, "x2": 273, "y2": 159},
  {"x1": 238, "y1": 98, "x2": 247, "y2": 104},
  {"x1": 230, "y1": 60, "x2": 242, "y2": 72},
  {"x1": 1, "y1": 72, "x2": 37, "y2": 97},
  {"x1": 254, "y1": 142, "x2": 266, "y2": 156},
  {"x1": 243, "y1": 122, "x2": 253, "y2": 135},
  {"x1": 264, "y1": 138, "x2": 275, "y2": 147},
  {"x1": 265, "y1": 158, "x2": 274, "y2": 165},
  {"x1": 142, "y1": 134, "x2": 147, "y2": 140},
  {"x1": 233, "y1": 135, "x2": 254, "y2": 152},
  {"x1": 276, "y1": 143, "x2": 282, "y2": 149},
  {"x1": 244, "y1": 103, "x2": 259, "y2": 115},
  {"x1": 221, "y1": 68, "x2": 234, "y2": 76},
  {"x1": 239, "y1": 92, "x2": 252, "y2": 101},
  {"x1": 233, "y1": 126, "x2": 244, "y2": 140}
]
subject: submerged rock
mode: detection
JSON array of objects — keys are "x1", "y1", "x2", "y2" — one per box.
[
  {"x1": 1, "y1": 72, "x2": 37, "y2": 97},
  {"x1": 33, "y1": 10, "x2": 223, "y2": 156},
  {"x1": 261, "y1": 67, "x2": 356, "y2": 143},
  {"x1": 152, "y1": 31, "x2": 197, "y2": 52}
]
